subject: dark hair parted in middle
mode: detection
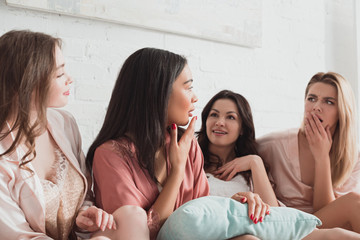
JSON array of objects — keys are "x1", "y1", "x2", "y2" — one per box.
[
  {"x1": 86, "y1": 48, "x2": 187, "y2": 181},
  {"x1": 197, "y1": 90, "x2": 269, "y2": 186}
]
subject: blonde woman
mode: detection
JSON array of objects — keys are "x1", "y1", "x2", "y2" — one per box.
[{"x1": 257, "y1": 72, "x2": 360, "y2": 233}]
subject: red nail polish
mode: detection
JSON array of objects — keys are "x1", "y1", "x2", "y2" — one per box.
[
  {"x1": 266, "y1": 210, "x2": 270, "y2": 215},
  {"x1": 195, "y1": 116, "x2": 198, "y2": 120},
  {"x1": 259, "y1": 217, "x2": 263, "y2": 222},
  {"x1": 171, "y1": 124, "x2": 176, "y2": 130},
  {"x1": 254, "y1": 218, "x2": 258, "y2": 224},
  {"x1": 241, "y1": 197, "x2": 246, "y2": 203},
  {"x1": 250, "y1": 214, "x2": 254, "y2": 220}
]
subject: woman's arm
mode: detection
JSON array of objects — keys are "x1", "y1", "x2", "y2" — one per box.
[
  {"x1": 305, "y1": 112, "x2": 335, "y2": 211},
  {"x1": 249, "y1": 156, "x2": 278, "y2": 206},
  {"x1": 0, "y1": 164, "x2": 52, "y2": 239},
  {"x1": 191, "y1": 140, "x2": 210, "y2": 198},
  {"x1": 213, "y1": 155, "x2": 278, "y2": 206},
  {"x1": 92, "y1": 118, "x2": 197, "y2": 238},
  {"x1": 150, "y1": 117, "x2": 197, "y2": 225}
]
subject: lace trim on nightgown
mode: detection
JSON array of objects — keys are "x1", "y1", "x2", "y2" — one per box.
[{"x1": 40, "y1": 148, "x2": 85, "y2": 240}]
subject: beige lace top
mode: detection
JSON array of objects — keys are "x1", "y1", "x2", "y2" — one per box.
[{"x1": 40, "y1": 148, "x2": 85, "y2": 240}]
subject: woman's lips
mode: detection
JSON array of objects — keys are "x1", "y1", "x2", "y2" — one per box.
[
  {"x1": 212, "y1": 130, "x2": 227, "y2": 136},
  {"x1": 188, "y1": 109, "x2": 195, "y2": 117},
  {"x1": 314, "y1": 114, "x2": 323, "y2": 122}
]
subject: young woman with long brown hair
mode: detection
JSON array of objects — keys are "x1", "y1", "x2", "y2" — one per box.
[{"x1": 0, "y1": 30, "x2": 118, "y2": 239}]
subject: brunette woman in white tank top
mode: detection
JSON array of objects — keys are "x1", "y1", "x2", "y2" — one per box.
[{"x1": 198, "y1": 89, "x2": 360, "y2": 240}]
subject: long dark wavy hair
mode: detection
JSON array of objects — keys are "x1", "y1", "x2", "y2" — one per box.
[
  {"x1": 86, "y1": 48, "x2": 187, "y2": 182},
  {"x1": 0, "y1": 30, "x2": 60, "y2": 169},
  {"x1": 197, "y1": 90, "x2": 271, "y2": 186}
]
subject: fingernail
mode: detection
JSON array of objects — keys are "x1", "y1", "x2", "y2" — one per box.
[
  {"x1": 254, "y1": 218, "x2": 258, "y2": 224},
  {"x1": 259, "y1": 217, "x2": 263, "y2": 222},
  {"x1": 171, "y1": 123, "x2": 176, "y2": 130},
  {"x1": 266, "y1": 210, "x2": 270, "y2": 215},
  {"x1": 241, "y1": 197, "x2": 246, "y2": 203},
  {"x1": 195, "y1": 116, "x2": 198, "y2": 120},
  {"x1": 250, "y1": 214, "x2": 254, "y2": 220}
]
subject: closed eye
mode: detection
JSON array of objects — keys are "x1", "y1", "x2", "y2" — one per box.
[{"x1": 57, "y1": 73, "x2": 64, "y2": 78}]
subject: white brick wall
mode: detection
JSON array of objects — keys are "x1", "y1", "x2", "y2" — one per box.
[{"x1": 0, "y1": 0, "x2": 358, "y2": 152}]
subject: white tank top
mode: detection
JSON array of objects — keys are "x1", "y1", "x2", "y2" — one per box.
[{"x1": 206, "y1": 173, "x2": 252, "y2": 198}]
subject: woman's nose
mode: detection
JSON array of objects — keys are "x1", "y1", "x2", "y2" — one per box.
[
  {"x1": 312, "y1": 102, "x2": 321, "y2": 112},
  {"x1": 65, "y1": 75, "x2": 73, "y2": 85},
  {"x1": 192, "y1": 93, "x2": 198, "y2": 103},
  {"x1": 215, "y1": 119, "x2": 224, "y2": 127}
]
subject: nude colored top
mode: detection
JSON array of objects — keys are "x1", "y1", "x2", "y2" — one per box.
[
  {"x1": 0, "y1": 109, "x2": 92, "y2": 240},
  {"x1": 257, "y1": 128, "x2": 360, "y2": 213},
  {"x1": 41, "y1": 148, "x2": 84, "y2": 240},
  {"x1": 92, "y1": 134, "x2": 209, "y2": 239}
]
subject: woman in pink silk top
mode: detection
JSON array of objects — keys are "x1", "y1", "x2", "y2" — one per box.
[
  {"x1": 257, "y1": 72, "x2": 360, "y2": 233},
  {"x1": 86, "y1": 48, "x2": 209, "y2": 239},
  {"x1": 0, "y1": 30, "x2": 116, "y2": 239}
]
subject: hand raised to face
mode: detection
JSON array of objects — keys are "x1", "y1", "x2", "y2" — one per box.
[
  {"x1": 304, "y1": 112, "x2": 332, "y2": 162},
  {"x1": 168, "y1": 116, "x2": 197, "y2": 175}
]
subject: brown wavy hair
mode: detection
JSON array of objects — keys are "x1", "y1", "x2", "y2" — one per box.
[
  {"x1": 197, "y1": 90, "x2": 272, "y2": 187},
  {"x1": 0, "y1": 30, "x2": 61, "y2": 169}
]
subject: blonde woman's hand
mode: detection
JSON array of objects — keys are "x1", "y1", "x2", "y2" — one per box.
[
  {"x1": 213, "y1": 155, "x2": 262, "y2": 181},
  {"x1": 232, "y1": 192, "x2": 270, "y2": 224},
  {"x1": 76, "y1": 206, "x2": 116, "y2": 232},
  {"x1": 168, "y1": 116, "x2": 197, "y2": 175},
  {"x1": 304, "y1": 112, "x2": 332, "y2": 162}
]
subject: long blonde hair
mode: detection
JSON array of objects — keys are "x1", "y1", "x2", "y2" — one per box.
[
  {"x1": 301, "y1": 72, "x2": 358, "y2": 188},
  {"x1": 0, "y1": 30, "x2": 61, "y2": 168}
]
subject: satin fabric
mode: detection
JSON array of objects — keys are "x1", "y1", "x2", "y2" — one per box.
[
  {"x1": 0, "y1": 109, "x2": 92, "y2": 239},
  {"x1": 257, "y1": 128, "x2": 360, "y2": 213},
  {"x1": 92, "y1": 134, "x2": 209, "y2": 238}
]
